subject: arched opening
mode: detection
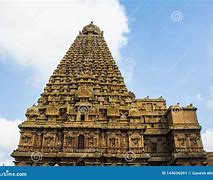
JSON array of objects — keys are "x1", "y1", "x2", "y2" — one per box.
[
  {"x1": 80, "y1": 114, "x2": 85, "y2": 121},
  {"x1": 78, "y1": 135, "x2": 85, "y2": 149}
]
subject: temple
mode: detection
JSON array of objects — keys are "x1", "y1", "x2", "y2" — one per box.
[{"x1": 11, "y1": 22, "x2": 209, "y2": 166}]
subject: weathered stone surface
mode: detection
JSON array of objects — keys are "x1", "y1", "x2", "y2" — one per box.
[{"x1": 11, "y1": 22, "x2": 209, "y2": 166}]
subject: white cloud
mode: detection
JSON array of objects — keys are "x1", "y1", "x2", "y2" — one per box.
[
  {"x1": 0, "y1": 0, "x2": 129, "y2": 85},
  {"x1": 206, "y1": 86, "x2": 213, "y2": 109},
  {"x1": 202, "y1": 129, "x2": 213, "y2": 151},
  {"x1": 196, "y1": 93, "x2": 204, "y2": 101},
  {"x1": 209, "y1": 86, "x2": 213, "y2": 98},
  {"x1": 0, "y1": 117, "x2": 22, "y2": 166},
  {"x1": 206, "y1": 100, "x2": 213, "y2": 109}
]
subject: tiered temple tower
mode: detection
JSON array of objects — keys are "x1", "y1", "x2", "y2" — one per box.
[{"x1": 11, "y1": 22, "x2": 207, "y2": 166}]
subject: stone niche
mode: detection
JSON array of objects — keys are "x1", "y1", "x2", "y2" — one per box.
[
  {"x1": 26, "y1": 106, "x2": 39, "y2": 118},
  {"x1": 46, "y1": 106, "x2": 59, "y2": 116},
  {"x1": 76, "y1": 87, "x2": 93, "y2": 98},
  {"x1": 43, "y1": 133, "x2": 56, "y2": 147},
  {"x1": 128, "y1": 108, "x2": 140, "y2": 117},
  {"x1": 20, "y1": 133, "x2": 33, "y2": 146},
  {"x1": 130, "y1": 133, "x2": 142, "y2": 147},
  {"x1": 107, "y1": 132, "x2": 119, "y2": 148},
  {"x1": 107, "y1": 106, "x2": 120, "y2": 117}
]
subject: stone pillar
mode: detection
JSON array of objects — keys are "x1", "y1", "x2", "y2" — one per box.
[
  {"x1": 31, "y1": 131, "x2": 36, "y2": 147},
  {"x1": 86, "y1": 130, "x2": 90, "y2": 149},
  {"x1": 106, "y1": 132, "x2": 110, "y2": 148},
  {"x1": 73, "y1": 131, "x2": 78, "y2": 149},
  {"x1": 37, "y1": 132, "x2": 42, "y2": 147},
  {"x1": 117, "y1": 131, "x2": 121, "y2": 148},
  {"x1": 95, "y1": 130, "x2": 100, "y2": 149},
  {"x1": 101, "y1": 131, "x2": 106, "y2": 148},
  {"x1": 186, "y1": 134, "x2": 190, "y2": 149},
  {"x1": 140, "y1": 131, "x2": 144, "y2": 151},
  {"x1": 127, "y1": 131, "x2": 132, "y2": 148},
  {"x1": 42, "y1": 130, "x2": 46, "y2": 147}
]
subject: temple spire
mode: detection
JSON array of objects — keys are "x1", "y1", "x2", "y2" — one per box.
[{"x1": 11, "y1": 22, "x2": 207, "y2": 166}]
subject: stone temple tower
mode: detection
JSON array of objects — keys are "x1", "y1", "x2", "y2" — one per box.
[{"x1": 11, "y1": 22, "x2": 208, "y2": 166}]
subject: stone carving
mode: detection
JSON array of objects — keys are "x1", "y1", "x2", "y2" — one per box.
[
  {"x1": 129, "y1": 108, "x2": 140, "y2": 117},
  {"x1": 65, "y1": 136, "x2": 74, "y2": 146},
  {"x1": 131, "y1": 133, "x2": 141, "y2": 146},
  {"x1": 21, "y1": 134, "x2": 32, "y2": 145},
  {"x1": 11, "y1": 22, "x2": 208, "y2": 166},
  {"x1": 26, "y1": 105, "x2": 39, "y2": 118},
  {"x1": 77, "y1": 88, "x2": 93, "y2": 98},
  {"x1": 46, "y1": 106, "x2": 59, "y2": 116},
  {"x1": 44, "y1": 134, "x2": 55, "y2": 146},
  {"x1": 120, "y1": 113, "x2": 128, "y2": 120},
  {"x1": 107, "y1": 106, "x2": 119, "y2": 117},
  {"x1": 109, "y1": 137, "x2": 116, "y2": 147},
  {"x1": 179, "y1": 138, "x2": 185, "y2": 147}
]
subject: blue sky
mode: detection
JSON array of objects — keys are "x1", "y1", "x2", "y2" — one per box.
[
  {"x1": 1, "y1": 0, "x2": 212, "y2": 129},
  {"x1": 120, "y1": 0, "x2": 213, "y2": 132},
  {"x1": 0, "y1": 0, "x2": 213, "y2": 165}
]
